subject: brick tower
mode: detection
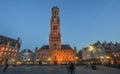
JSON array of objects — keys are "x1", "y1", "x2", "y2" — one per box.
[{"x1": 49, "y1": 7, "x2": 61, "y2": 50}]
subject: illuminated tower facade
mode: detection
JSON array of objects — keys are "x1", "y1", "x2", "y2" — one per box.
[
  {"x1": 49, "y1": 7, "x2": 61, "y2": 50},
  {"x1": 35, "y1": 7, "x2": 77, "y2": 64}
]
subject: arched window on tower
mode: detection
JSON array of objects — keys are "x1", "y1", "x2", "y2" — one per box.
[
  {"x1": 54, "y1": 44, "x2": 56, "y2": 49},
  {"x1": 55, "y1": 10, "x2": 57, "y2": 16},
  {"x1": 53, "y1": 26, "x2": 57, "y2": 30}
]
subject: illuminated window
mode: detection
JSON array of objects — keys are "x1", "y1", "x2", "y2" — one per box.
[
  {"x1": 9, "y1": 49, "x2": 11, "y2": 51},
  {"x1": 12, "y1": 49, "x2": 15, "y2": 52},
  {"x1": 16, "y1": 50, "x2": 18, "y2": 52},
  {"x1": 8, "y1": 53, "x2": 10, "y2": 55},
  {"x1": 1, "y1": 52, "x2": 3, "y2": 54},
  {"x1": 0, "y1": 52, "x2": 3, "y2": 56},
  {"x1": 1, "y1": 47, "x2": 4, "y2": 51},
  {"x1": 4, "y1": 52, "x2": 7, "y2": 55},
  {"x1": 5, "y1": 48, "x2": 8, "y2": 51}
]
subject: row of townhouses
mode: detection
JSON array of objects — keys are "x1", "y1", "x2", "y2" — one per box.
[
  {"x1": 0, "y1": 35, "x2": 21, "y2": 65},
  {"x1": 78, "y1": 41, "x2": 120, "y2": 64}
]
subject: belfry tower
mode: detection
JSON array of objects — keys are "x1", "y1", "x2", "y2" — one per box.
[
  {"x1": 49, "y1": 7, "x2": 61, "y2": 50},
  {"x1": 36, "y1": 7, "x2": 77, "y2": 64}
]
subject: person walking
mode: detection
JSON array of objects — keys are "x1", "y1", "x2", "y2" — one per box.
[
  {"x1": 3, "y1": 59, "x2": 9, "y2": 72},
  {"x1": 69, "y1": 62, "x2": 75, "y2": 74}
]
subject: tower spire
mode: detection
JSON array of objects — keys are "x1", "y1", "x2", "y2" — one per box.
[{"x1": 49, "y1": 7, "x2": 61, "y2": 50}]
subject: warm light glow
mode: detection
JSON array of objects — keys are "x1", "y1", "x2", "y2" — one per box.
[
  {"x1": 9, "y1": 49, "x2": 11, "y2": 51},
  {"x1": 0, "y1": 52, "x2": 3, "y2": 56},
  {"x1": 48, "y1": 57, "x2": 51, "y2": 61},
  {"x1": 1, "y1": 47, "x2": 4, "y2": 51},
  {"x1": 105, "y1": 56, "x2": 111, "y2": 59},
  {"x1": 100, "y1": 56, "x2": 104, "y2": 59},
  {"x1": 76, "y1": 57, "x2": 78, "y2": 60},
  {"x1": 89, "y1": 45, "x2": 94, "y2": 51},
  {"x1": 5, "y1": 48, "x2": 8, "y2": 51},
  {"x1": 17, "y1": 61, "x2": 23, "y2": 64},
  {"x1": 36, "y1": 59, "x2": 39, "y2": 61},
  {"x1": 26, "y1": 62, "x2": 33, "y2": 64},
  {"x1": 38, "y1": 50, "x2": 77, "y2": 64},
  {"x1": 28, "y1": 58, "x2": 30, "y2": 61}
]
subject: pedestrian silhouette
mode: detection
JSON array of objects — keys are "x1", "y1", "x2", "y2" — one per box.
[
  {"x1": 68, "y1": 62, "x2": 75, "y2": 74},
  {"x1": 3, "y1": 59, "x2": 8, "y2": 72}
]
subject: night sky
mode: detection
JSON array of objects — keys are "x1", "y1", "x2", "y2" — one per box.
[{"x1": 0, "y1": 0, "x2": 120, "y2": 52}]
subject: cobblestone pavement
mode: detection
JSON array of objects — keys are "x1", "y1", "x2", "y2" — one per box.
[{"x1": 0, "y1": 65, "x2": 120, "y2": 74}]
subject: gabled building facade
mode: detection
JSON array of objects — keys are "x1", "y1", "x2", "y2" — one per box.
[
  {"x1": 18, "y1": 49, "x2": 34, "y2": 64},
  {"x1": 0, "y1": 35, "x2": 21, "y2": 65},
  {"x1": 82, "y1": 41, "x2": 120, "y2": 64}
]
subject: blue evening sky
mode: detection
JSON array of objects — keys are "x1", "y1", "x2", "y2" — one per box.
[{"x1": 0, "y1": 0, "x2": 120, "y2": 52}]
